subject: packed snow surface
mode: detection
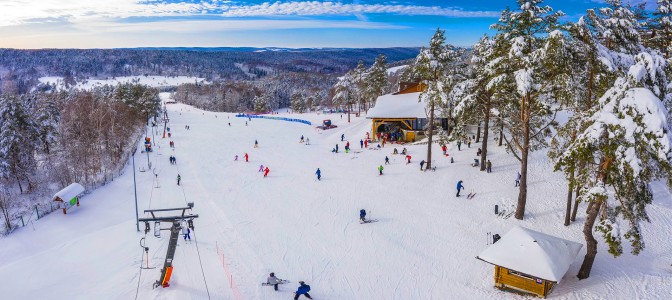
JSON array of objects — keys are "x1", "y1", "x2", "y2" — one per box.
[{"x1": 0, "y1": 93, "x2": 671, "y2": 299}]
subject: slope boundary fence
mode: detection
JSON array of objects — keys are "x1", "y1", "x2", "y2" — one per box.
[
  {"x1": 216, "y1": 241, "x2": 245, "y2": 300},
  {"x1": 236, "y1": 113, "x2": 312, "y2": 125}
]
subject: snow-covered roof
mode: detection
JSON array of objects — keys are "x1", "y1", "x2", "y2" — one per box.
[
  {"x1": 477, "y1": 226, "x2": 582, "y2": 282},
  {"x1": 366, "y1": 92, "x2": 426, "y2": 119},
  {"x1": 52, "y1": 183, "x2": 85, "y2": 203}
]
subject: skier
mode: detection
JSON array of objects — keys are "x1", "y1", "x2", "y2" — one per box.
[
  {"x1": 385, "y1": 156, "x2": 390, "y2": 165},
  {"x1": 255, "y1": 140, "x2": 258, "y2": 148},
  {"x1": 177, "y1": 174, "x2": 182, "y2": 186},
  {"x1": 451, "y1": 157, "x2": 454, "y2": 163},
  {"x1": 486, "y1": 160, "x2": 492, "y2": 173},
  {"x1": 515, "y1": 171, "x2": 521, "y2": 187},
  {"x1": 259, "y1": 165, "x2": 264, "y2": 172},
  {"x1": 182, "y1": 225, "x2": 191, "y2": 241},
  {"x1": 378, "y1": 165, "x2": 384, "y2": 175},
  {"x1": 294, "y1": 281, "x2": 313, "y2": 300},
  {"x1": 364, "y1": 139, "x2": 368, "y2": 148},
  {"x1": 306, "y1": 138, "x2": 310, "y2": 145},
  {"x1": 267, "y1": 272, "x2": 280, "y2": 291},
  {"x1": 468, "y1": 137, "x2": 472, "y2": 148},
  {"x1": 360, "y1": 139, "x2": 364, "y2": 148},
  {"x1": 360, "y1": 209, "x2": 367, "y2": 222},
  {"x1": 235, "y1": 155, "x2": 238, "y2": 161},
  {"x1": 228, "y1": 122, "x2": 231, "y2": 126},
  {"x1": 264, "y1": 167, "x2": 270, "y2": 178},
  {"x1": 315, "y1": 168, "x2": 321, "y2": 181},
  {"x1": 457, "y1": 140, "x2": 462, "y2": 151},
  {"x1": 456, "y1": 180, "x2": 464, "y2": 197},
  {"x1": 477, "y1": 148, "x2": 482, "y2": 156},
  {"x1": 393, "y1": 148, "x2": 398, "y2": 155},
  {"x1": 341, "y1": 134, "x2": 345, "y2": 141},
  {"x1": 246, "y1": 121, "x2": 248, "y2": 126},
  {"x1": 406, "y1": 155, "x2": 412, "y2": 164},
  {"x1": 300, "y1": 135, "x2": 304, "y2": 143},
  {"x1": 346, "y1": 141, "x2": 350, "y2": 150},
  {"x1": 420, "y1": 160, "x2": 425, "y2": 171},
  {"x1": 335, "y1": 144, "x2": 339, "y2": 153},
  {"x1": 244, "y1": 153, "x2": 249, "y2": 162},
  {"x1": 442, "y1": 144, "x2": 447, "y2": 156}
]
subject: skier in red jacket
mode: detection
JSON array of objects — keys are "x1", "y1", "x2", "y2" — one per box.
[{"x1": 264, "y1": 167, "x2": 270, "y2": 177}]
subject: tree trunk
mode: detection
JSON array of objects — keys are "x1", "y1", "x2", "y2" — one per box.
[
  {"x1": 498, "y1": 123, "x2": 504, "y2": 147},
  {"x1": 426, "y1": 102, "x2": 435, "y2": 170},
  {"x1": 480, "y1": 97, "x2": 491, "y2": 171},
  {"x1": 515, "y1": 95, "x2": 531, "y2": 220},
  {"x1": 577, "y1": 198, "x2": 602, "y2": 279},
  {"x1": 564, "y1": 168, "x2": 574, "y2": 226},
  {"x1": 571, "y1": 185, "x2": 581, "y2": 222},
  {"x1": 476, "y1": 121, "x2": 481, "y2": 143}
]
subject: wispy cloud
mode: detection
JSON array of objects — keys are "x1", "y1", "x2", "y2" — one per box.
[{"x1": 0, "y1": 0, "x2": 500, "y2": 27}]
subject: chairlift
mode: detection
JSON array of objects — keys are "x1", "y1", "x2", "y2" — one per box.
[{"x1": 154, "y1": 221, "x2": 161, "y2": 238}]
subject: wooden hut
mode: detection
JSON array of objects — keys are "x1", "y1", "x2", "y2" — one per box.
[
  {"x1": 52, "y1": 183, "x2": 85, "y2": 214},
  {"x1": 476, "y1": 226, "x2": 582, "y2": 298}
]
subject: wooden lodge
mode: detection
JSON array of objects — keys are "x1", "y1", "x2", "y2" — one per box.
[
  {"x1": 366, "y1": 82, "x2": 445, "y2": 142},
  {"x1": 477, "y1": 226, "x2": 582, "y2": 298},
  {"x1": 52, "y1": 183, "x2": 85, "y2": 214}
]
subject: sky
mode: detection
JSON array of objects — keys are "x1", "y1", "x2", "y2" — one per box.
[{"x1": 0, "y1": 0, "x2": 659, "y2": 49}]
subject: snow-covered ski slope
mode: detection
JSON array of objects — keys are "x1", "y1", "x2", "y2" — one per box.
[{"x1": 1, "y1": 93, "x2": 671, "y2": 299}]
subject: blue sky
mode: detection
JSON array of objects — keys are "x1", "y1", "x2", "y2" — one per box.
[{"x1": 0, "y1": 0, "x2": 658, "y2": 49}]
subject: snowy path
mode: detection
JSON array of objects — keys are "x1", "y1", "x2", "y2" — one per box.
[{"x1": 1, "y1": 93, "x2": 671, "y2": 299}]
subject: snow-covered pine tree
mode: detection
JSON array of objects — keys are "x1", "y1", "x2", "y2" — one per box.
[
  {"x1": 290, "y1": 92, "x2": 305, "y2": 113},
  {"x1": 32, "y1": 94, "x2": 60, "y2": 154},
  {"x1": 364, "y1": 54, "x2": 388, "y2": 111},
  {"x1": 649, "y1": 0, "x2": 672, "y2": 58},
  {"x1": 558, "y1": 47, "x2": 671, "y2": 279},
  {"x1": 253, "y1": 93, "x2": 270, "y2": 113},
  {"x1": 352, "y1": 61, "x2": 367, "y2": 115},
  {"x1": 414, "y1": 28, "x2": 465, "y2": 171},
  {"x1": 489, "y1": 0, "x2": 569, "y2": 220},
  {"x1": 0, "y1": 95, "x2": 39, "y2": 193}
]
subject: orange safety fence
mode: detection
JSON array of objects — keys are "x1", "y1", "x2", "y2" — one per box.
[{"x1": 216, "y1": 241, "x2": 244, "y2": 300}]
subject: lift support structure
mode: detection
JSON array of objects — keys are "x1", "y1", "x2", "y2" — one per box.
[{"x1": 139, "y1": 202, "x2": 198, "y2": 288}]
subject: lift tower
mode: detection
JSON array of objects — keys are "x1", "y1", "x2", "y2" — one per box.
[{"x1": 139, "y1": 202, "x2": 198, "y2": 288}]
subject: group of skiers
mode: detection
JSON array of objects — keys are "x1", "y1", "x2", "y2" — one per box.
[
  {"x1": 169, "y1": 155, "x2": 177, "y2": 165},
  {"x1": 265, "y1": 273, "x2": 313, "y2": 299}
]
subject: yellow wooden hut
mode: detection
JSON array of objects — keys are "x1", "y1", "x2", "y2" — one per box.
[{"x1": 477, "y1": 226, "x2": 582, "y2": 298}]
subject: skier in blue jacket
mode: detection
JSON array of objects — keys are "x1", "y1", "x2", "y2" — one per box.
[
  {"x1": 315, "y1": 168, "x2": 321, "y2": 181},
  {"x1": 456, "y1": 180, "x2": 464, "y2": 197},
  {"x1": 294, "y1": 281, "x2": 313, "y2": 300},
  {"x1": 360, "y1": 209, "x2": 367, "y2": 222}
]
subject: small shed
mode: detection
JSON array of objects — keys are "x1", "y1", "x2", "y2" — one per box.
[
  {"x1": 477, "y1": 226, "x2": 582, "y2": 298},
  {"x1": 52, "y1": 183, "x2": 85, "y2": 214}
]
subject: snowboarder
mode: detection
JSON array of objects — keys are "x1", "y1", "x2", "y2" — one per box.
[
  {"x1": 401, "y1": 148, "x2": 407, "y2": 155},
  {"x1": 385, "y1": 156, "x2": 390, "y2": 165},
  {"x1": 259, "y1": 165, "x2": 264, "y2": 172},
  {"x1": 515, "y1": 171, "x2": 521, "y2": 187},
  {"x1": 341, "y1": 134, "x2": 345, "y2": 141},
  {"x1": 255, "y1": 140, "x2": 258, "y2": 148},
  {"x1": 315, "y1": 168, "x2": 321, "y2": 181},
  {"x1": 360, "y1": 209, "x2": 367, "y2": 222},
  {"x1": 267, "y1": 272, "x2": 280, "y2": 291},
  {"x1": 300, "y1": 135, "x2": 304, "y2": 143},
  {"x1": 360, "y1": 139, "x2": 364, "y2": 148},
  {"x1": 234, "y1": 155, "x2": 238, "y2": 161},
  {"x1": 182, "y1": 225, "x2": 191, "y2": 241},
  {"x1": 420, "y1": 160, "x2": 425, "y2": 171},
  {"x1": 244, "y1": 153, "x2": 249, "y2": 162},
  {"x1": 378, "y1": 165, "x2": 384, "y2": 175},
  {"x1": 177, "y1": 174, "x2": 182, "y2": 186},
  {"x1": 457, "y1": 141, "x2": 462, "y2": 151},
  {"x1": 486, "y1": 160, "x2": 492, "y2": 173},
  {"x1": 294, "y1": 281, "x2": 313, "y2": 300},
  {"x1": 264, "y1": 167, "x2": 270, "y2": 178},
  {"x1": 406, "y1": 155, "x2": 412, "y2": 164},
  {"x1": 442, "y1": 144, "x2": 447, "y2": 156},
  {"x1": 393, "y1": 148, "x2": 398, "y2": 155},
  {"x1": 472, "y1": 159, "x2": 479, "y2": 167},
  {"x1": 456, "y1": 180, "x2": 464, "y2": 197}
]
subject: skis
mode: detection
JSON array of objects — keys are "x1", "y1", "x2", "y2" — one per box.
[
  {"x1": 497, "y1": 209, "x2": 515, "y2": 219},
  {"x1": 466, "y1": 192, "x2": 476, "y2": 199},
  {"x1": 360, "y1": 219, "x2": 379, "y2": 224},
  {"x1": 262, "y1": 279, "x2": 290, "y2": 286}
]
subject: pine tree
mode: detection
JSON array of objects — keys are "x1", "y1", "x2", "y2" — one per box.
[
  {"x1": 290, "y1": 92, "x2": 305, "y2": 113},
  {"x1": 0, "y1": 95, "x2": 39, "y2": 193},
  {"x1": 490, "y1": 0, "x2": 568, "y2": 219},
  {"x1": 365, "y1": 54, "x2": 388, "y2": 110},
  {"x1": 649, "y1": 0, "x2": 672, "y2": 58},
  {"x1": 352, "y1": 61, "x2": 367, "y2": 116},
  {"x1": 558, "y1": 48, "x2": 671, "y2": 279},
  {"x1": 253, "y1": 93, "x2": 270, "y2": 113}
]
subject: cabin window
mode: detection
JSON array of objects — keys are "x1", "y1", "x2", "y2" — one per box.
[{"x1": 507, "y1": 269, "x2": 537, "y2": 281}]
